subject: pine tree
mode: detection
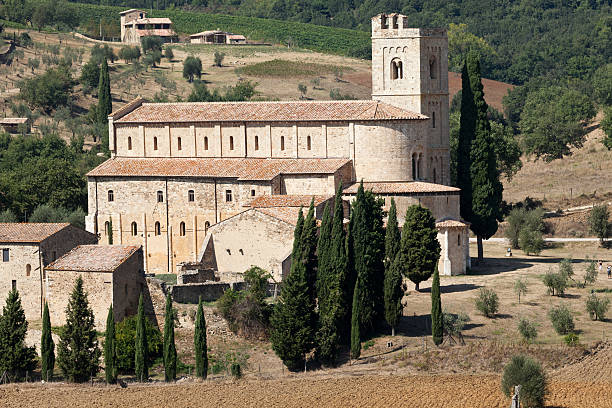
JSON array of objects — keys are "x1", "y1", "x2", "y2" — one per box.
[
  {"x1": 383, "y1": 199, "x2": 403, "y2": 336},
  {"x1": 41, "y1": 301, "x2": 55, "y2": 382},
  {"x1": 97, "y1": 58, "x2": 112, "y2": 123},
  {"x1": 57, "y1": 277, "x2": 101, "y2": 383},
  {"x1": 135, "y1": 293, "x2": 148, "y2": 382},
  {"x1": 398, "y1": 205, "x2": 441, "y2": 291},
  {"x1": 270, "y1": 209, "x2": 316, "y2": 371},
  {"x1": 104, "y1": 305, "x2": 117, "y2": 384},
  {"x1": 469, "y1": 55, "x2": 503, "y2": 260},
  {"x1": 0, "y1": 290, "x2": 36, "y2": 380},
  {"x1": 431, "y1": 267, "x2": 443, "y2": 346},
  {"x1": 350, "y1": 278, "x2": 361, "y2": 360},
  {"x1": 457, "y1": 55, "x2": 475, "y2": 221},
  {"x1": 194, "y1": 297, "x2": 208, "y2": 379},
  {"x1": 163, "y1": 293, "x2": 177, "y2": 382},
  {"x1": 350, "y1": 182, "x2": 385, "y2": 335}
]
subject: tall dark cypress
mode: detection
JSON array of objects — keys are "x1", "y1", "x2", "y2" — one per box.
[
  {"x1": 457, "y1": 55, "x2": 476, "y2": 222},
  {"x1": 135, "y1": 293, "x2": 148, "y2": 382},
  {"x1": 431, "y1": 267, "x2": 443, "y2": 346},
  {"x1": 97, "y1": 58, "x2": 112, "y2": 123},
  {"x1": 163, "y1": 293, "x2": 177, "y2": 382},
  {"x1": 316, "y1": 203, "x2": 333, "y2": 307},
  {"x1": 350, "y1": 278, "x2": 361, "y2": 360},
  {"x1": 469, "y1": 56, "x2": 503, "y2": 260},
  {"x1": 383, "y1": 199, "x2": 403, "y2": 336},
  {"x1": 194, "y1": 297, "x2": 208, "y2": 379},
  {"x1": 104, "y1": 305, "x2": 117, "y2": 384},
  {"x1": 329, "y1": 183, "x2": 349, "y2": 344},
  {"x1": 301, "y1": 199, "x2": 318, "y2": 306},
  {"x1": 41, "y1": 301, "x2": 55, "y2": 382}
]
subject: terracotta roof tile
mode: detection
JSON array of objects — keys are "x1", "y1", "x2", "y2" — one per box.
[
  {"x1": 130, "y1": 17, "x2": 172, "y2": 24},
  {"x1": 254, "y1": 207, "x2": 303, "y2": 226},
  {"x1": 109, "y1": 97, "x2": 144, "y2": 119},
  {"x1": 115, "y1": 100, "x2": 427, "y2": 124},
  {"x1": 46, "y1": 245, "x2": 141, "y2": 272},
  {"x1": 87, "y1": 157, "x2": 351, "y2": 181},
  {"x1": 436, "y1": 219, "x2": 469, "y2": 228},
  {"x1": 0, "y1": 223, "x2": 71, "y2": 243},
  {"x1": 343, "y1": 181, "x2": 460, "y2": 194},
  {"x1": 250, "y1": 195, "x2": 331, "y2": 208}
]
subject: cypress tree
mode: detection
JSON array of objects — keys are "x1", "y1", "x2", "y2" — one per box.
[
  {"x1": 0, "y1": 290, "x2": 36, "y2": 380},
  {"x1": 457, "y1": 55, "x2": 475, "y2": 222},
  {"x1": 469, "y1": 55, "x2": 503, "y2": 260},
  {"x1": 398, "y1": 205, "x2": 441, "y2": 291},
  {"x1": 134, "y1": 293, "x2": 148, "y2": 382},
  {"x1": 163, "y1": 293, "x2": 177, "y2": 382},
  {"x1": 301, "y1": 199, "x2": 318, "y2": 306},
  {"x1": 41, "y1": 301, "x2": 55, "y2": 382},
  {"x1": 431, "y1": 267, "x2": 443, "y2": 346},
  {"x1": 342, "y1": 209, "x2": 355, "y2": 341},
  {"x1": 316, "y1": 203, "x2": 337, "y2": 363},
  {"x1": 57, "y1": 277, "x2": 101, "y2": 383},
  {"x1": 104, "y1": 305, "x2": 117, "y2": 384},
  {"x1": 194, "y1": 297, "x2": 208, "y2": 379},
  {"x1": 329, "y1": 183, "x2": 349, "y2": 344},
  {"x1": 270, "y1": 209, "x2": 316, "y2": 371},
  {"x1": 97, "y1": 58, "x2": 112, "y2": 123},
  {"x1": 107, "y1": 219, "x2": 113, "y2": 245},
  {"x1": 291, "y1": 208, "x2": 304, "y2": 259},
  {"x1": 383, "y1": 199, "x2": 403, "y2": 336},
  {"x1": 350, "y1": 278, "x2": 361, "y2": 360}
]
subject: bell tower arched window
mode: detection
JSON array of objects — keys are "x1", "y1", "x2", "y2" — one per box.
[
  {"x1": 429, "y1": 56, "x2": 437, "y2": 80},
  {"x1": 391, "y1": 58, "x2": 403, "y2": 80},
  {"x1": 131, "y1": 222, "x2": 138, "y2": 236}
]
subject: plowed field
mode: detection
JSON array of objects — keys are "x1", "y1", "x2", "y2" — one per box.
[{"x1": 1, "y1": 374, "x2": 611, "y2": 408}]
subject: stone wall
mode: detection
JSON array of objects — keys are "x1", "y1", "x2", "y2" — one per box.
[
  {"x1": 171, "y1": 282, "x2": 230, "y2": 303},
  {"x1": 0, "y1": 244, "x2": 43, "y2": 321}
]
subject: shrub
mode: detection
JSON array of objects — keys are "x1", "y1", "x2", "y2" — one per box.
[
  {"x1": 141, "y1": 36, "x2": 163, "y2": 54},
  {"x1": 230, "y1": 362, "x2": 242, "y2": 378},
  {"x1": 501, "y1": 355, "x2": 547, "y2": 408},
  {"x1": 183, "y1": 56, "x2": 203, "y2": 82},
  {"x1": 542, "y1": 269, "x2": 567, "y2": 296},
  {"x1": 164, "y1": 47, "x2": 174, "y2": 61},
  {"x1": 475, "y1": 287, "x2": 499, "y2": 318},
  {"x1": 564, "y1": 332, "x2": 579, "y2": 346},
  {"x1": 559, "y1": 258, "x2": 574, "y2": 280},
  {"x1": 505, "y1": 207, "x2": 545, "y2": 252},
  {"x1": 442, "y1": 310, "x2": 470, "y2": 343},
  {"x1": 518, "y1": 228, "x2": 545, "y2": 255},
  {"x1": 588, "y1": 205, "x2": 610, "y2": 245},
  {"x1": 514, "y1": 278, "x2": 528, "y2": 303},
  {"x1": 585, "y1": 293, "x2": 610, "y2": 321},
  {"x1": 583, "y1": 259, "x2": 598, "y2": 286},
  {"x1": 115, "y1": 315, "x2": 163, "y2": 373},
  {"x1": 517, "y1": 318, "x2": 537, "y2": 343},
  {"x1": 214, "y1": 51, "x2": 225, "y2": 67},
  {"x1": 548, "y1": 304, "x2": 574, "y2": 335}
]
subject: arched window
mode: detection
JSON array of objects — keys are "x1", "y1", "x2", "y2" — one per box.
[
  {"x1": 411, "y1": 153, "x2": 417, "y2": 180},
  {"x1": 204, "y1": 221, "x2": 210, "y2": 232},
  {"x1": 188, "y1": 190, "x2": 195, "y2": 202},
  {"x1": 392, "y1": 15, "x2": 398, "y2": 29},
  {"x1": 153, "y1": 136, "x2": 158, "y2": 150},
  {"x1": 131, "y1": 222, "x2": 138, "y2": 236},
  {"x1": 26, "y1": 264, "x2": 31, "y2": 277},
  {"x1": 391, "y1": 58, "x2": 403, "y2": 80},
  {"x1": 179, "y1": 222, "x2": 186, "y2": 236},
  {"x1": 432, "y1": 111, "x2": 436, "y2": 128},
  {"x1": 458, "y1": 233, "x2": 461, "y2": 246},
  {"x1": 429, "y1": 56, "x2": 437, "y2": 80},
  {"x1": 417, "y1": 154, "x2": 423, "y2": 180},
  {"x1": 204, "y1": 136, "x2": 209, "y2": 150},
  {"x1": 108, "y1": 190, "x2": 114, "y2": 202},
  {"x1": 127, "y1": 137, "x2": 132, "y2": 150},
  {"x1": 157, "y1": 190, "x2": 163, "y2": 203},
  {"x1": 433, "y1": 167, "x2": 437, "y2": 184},
  {"x1": 229, "y1": 136, "x2": 234, "y2": 150},
  {"x1": 154, "y1": 221, "x2": 161, "y2": 236},
  {"x1": 280, "y1": 136, "x2": 285, "y2": 151},
  {"x1": 254, "y1": 135, "x2": 259, "y2": 151},
  {"x1": 307, "y1": 136, "x2": 311, "y2": 151},
  {"x1": 177, "y1": 137, "x2": 182, "y2": 151},
  {"x1": 104, "y1": 221, "x2": 110, "y2": 235}
]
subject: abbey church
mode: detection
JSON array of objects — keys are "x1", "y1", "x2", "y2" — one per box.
[{"x1": 85, "y1": 13, "x2": 470, "y2": 280}]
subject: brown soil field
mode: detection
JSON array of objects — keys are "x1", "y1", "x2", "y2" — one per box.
[
  {"x1": 1, "y1": 374, "x2": 611, "y2": 408},
  {"x1": 448, "y1": 71, "x2": 514, "y2": 112}
]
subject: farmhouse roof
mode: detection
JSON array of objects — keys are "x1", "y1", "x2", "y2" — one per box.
[
  {"x1": 435, "y1": 219, "x2": 469, "y2": 229},
  {"x1": 250, "y1": 195, "x2": 331, "y2": 208},
  {"x1": 114, "y1": 100, "x2": 427, "y2": 124},
  {"x1": 120, "y1": 8, "x2": 144, "y2": 15},
  {"x1": 0, "y1": 223, "x2": 71, "y2": 243},
  {"x1": 343, "y1": 181, "x2": 460, "y2": 195},
  {"x1": 189, "y1": 30, "x2": 226, "y2": 37},
  {"x1": 0, "y1": 118, "x2": 28, "y2": 125},
  {"x1": 128, "y1": 17, "x2": 173, "y2": 25},
  {"x1": 87, "y1": 157, "x2": 351, "y2": 181},
  {"x1": 46, "y1": 245, "x2": 141, "y2": 272}
]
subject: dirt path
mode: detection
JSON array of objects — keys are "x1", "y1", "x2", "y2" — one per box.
[{"x1": 1, "y1": 374, "x2": 610, "y2": 407}]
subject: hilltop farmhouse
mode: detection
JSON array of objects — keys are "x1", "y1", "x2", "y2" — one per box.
[
  {"x1": 120, "y1": 9, "x2": 177, "y2": 44},
  {"x1": 86, "y1": 13, "x2": 469, "y2": 278}
]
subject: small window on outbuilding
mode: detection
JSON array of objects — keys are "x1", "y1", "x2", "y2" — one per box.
[
  {"x1": 251, "y1": 189, "x2": 255, "y2": 197},
  {"x1": 26, "y1": 264, "x2": 31, "y2": 277},
  {"x1": 204, "y1": 136, "x2": 209, "y2": 150},
  {"x1": 280, "y1": 136, "x2": 285, "y2": 151},
  {"x1": 226, "y1": 189, "x2": 233, "y2": 202},
  {"x1": 155, "y1": 221, "x2": 161, "y2": 236},
  {"x1": 229, "y1": 136, "x2": 234, "y2": 150},
  {"x1": 11, "y1": 280, "x2": 16, "y2": 291},
  {"x1": 157, "y1": 191, "x2": 164, "y2": 203},
  {"x1": 307, "y1": 136, "x2": 311, "y2": 151},
  {"x1": 153, "y1": 137, "x2": 158, "y2": 150},
  {"x1": 128, "y1": 137, "x2": 132, "y2": 150},
  {"x1": 108, "y1": 190, "x2": 114, "y2": 202},
  {"x1": 254, "y1": 136, "x2": 259, "y2": 151},
  {"x1": 131, "y1": 222, "x2": 138, "y2": 236},
  {"x1": 177, "y1": 137, "x2": 182, "y2": 151},
  {"x1": 3, "y1": 248, "x2": 9, "y2": 262},
  {"x1": 188, "y1": 190, "x2": 195, "y2": 202}
]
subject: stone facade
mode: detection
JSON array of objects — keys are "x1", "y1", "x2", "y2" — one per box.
[
  {"x1": 86, "y1": 13, "x2": 469, "y2": 277},
  {"x1": 0, "y1": 223, "x2": 97, "y2": 321},
  {"x1": 45, "y1": 245, "x2": 145, "y2": 330}
]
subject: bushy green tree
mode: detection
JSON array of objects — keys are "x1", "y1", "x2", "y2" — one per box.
[
  {"x1": 501, "y1": 355, "x2": 547, "y2": 408},
  {"x1": 183, "y1": 56, "x2": 203, "y2": 82},
  {"x1": 114, "y1": 314, "x2": 162, "y2": 373},
  {"x1": 588, "y1": 205, "x2": 610, "y2": 246},
  {"x1": 163, "y1": 293, "x2": 177, "y2": 382},
  {"x1": 135, "y1": 293, "x2": 148, "y2": 382},
  {"x1": 431, "y1": 267, "x2": 443, "y2": 346},
  {"x1": 383, "y1": 199, "x2": 403, "y2": 336},
  {"x1": 194, "y1": 297, "x2": 208, "y2": 379},
  {"x1": 517, "y1": 318, "x2": 538, "y2": 343},
  {"x1": 585, "y1": 293, "x2": 610, "y2": 321},
  {"x1": 0, "y1": 290, "x2": 37, "y2": 380},
  {"x1": 41, "y1": 302, "x2": 55, "y2": 381},
  {"x1": 397, "y1": 205, "x2": 441, "y2": 291},
  {"x1": 80, "y1": 60, "x2": 100, "y2": 92},
  {"x1": 505, "y1": 207, "x2": 545, "y2": 251},
  {"x1": 592, "y1": 63, "x2": 612, "y2": 106},
  {"x1": 475, "y1": 287, "x2": 499, "y2": 318},
  {"x1": 104, "y1": 305, "x2": 117, "y2": 384},
  {"x1": 601, "y1": 106, "x2": 612, "y2": 150},
  {"x1": 164, "y1": 47, "x2": 174, "y2": 61},
  {"x1": 214, "y1": 51, "x2": 225, "y2": 67},
  {"x1": 548, "y1": 304, "x2": 574, "y2": 335},
  {"x1": 0, "y1": 209, "x2": 17, "y2": 222},
  {"x1": 57, "y1": 276, "x2": 101, "y2": 383},
  {"x1": 141, "y1": 36, "x2": 163, "y2": 54},
  {"x1": 97, "y1": 59, "x2": 112, "y2": 124},
  {"x1": 19, "y1": 66, "x2": 75, "y2": 113}
]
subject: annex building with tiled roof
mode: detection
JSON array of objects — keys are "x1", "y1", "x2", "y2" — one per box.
[{"x1": 86, "y1": 13, "x2": 469, "y2": 277}]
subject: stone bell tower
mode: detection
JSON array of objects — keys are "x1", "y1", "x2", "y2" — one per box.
[{"x1": 370, "y1": 13, "x2": 450, "y2": 184}]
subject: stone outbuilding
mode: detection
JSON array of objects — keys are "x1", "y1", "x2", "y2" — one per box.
[
  {"x1": 0, "y1": 117, "x2": 30, "y2": 134},
  {"x1": 189, "y1": 30, "x2": 246, "y2": 44},
  {"x1": 45, "y1": 245, "x2": 145, "y2": 330},
  {"x1": 0, "y1": 223, "x2": 97, "y2": 320}
]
